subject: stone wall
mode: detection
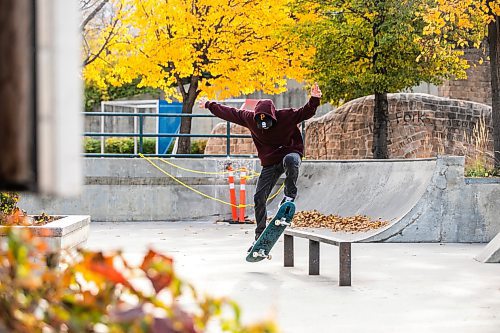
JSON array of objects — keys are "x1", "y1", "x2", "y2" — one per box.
[
  {"x1": 204, "y1": 93, "x2": 494, "y2": 165},
  {"x1": 204, "y1": 122, "x2": 258, "y2": 156}
]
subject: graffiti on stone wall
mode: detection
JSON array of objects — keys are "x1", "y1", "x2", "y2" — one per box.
[{"x1": 395, "y1": 111, "x2": 429, "y2": 125}]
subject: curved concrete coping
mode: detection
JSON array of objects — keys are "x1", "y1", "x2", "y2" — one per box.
[{"x1": 291, "y1": 157, "x2": 440, "y2": 242}]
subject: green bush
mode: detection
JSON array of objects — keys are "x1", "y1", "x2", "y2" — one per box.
[
  {"x1": 191, "y1": 140, "x2": 208, "y2": 154},
  {"x1": 84, "y1": 137, "x2": 101, "y2": 153},
  {"x1": 105, "y1": 137, "x2": 134, "y2": 153},
  {"x1": 464, "y1": 163, "x2": 500, "y2": 178},
  {"x1": 83, "y1": 138, "x2": 157, "y2": 154},
  {"x1": 83, "y1": 138, "x2": 211, "y2": 155},
  {"x1": 142, "y1": 138, "x2": 156, "y2": 154}
]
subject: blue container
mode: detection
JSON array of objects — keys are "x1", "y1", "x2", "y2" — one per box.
[{"x1": 158, "y1": 100, "x2": 183, "y2": 154}]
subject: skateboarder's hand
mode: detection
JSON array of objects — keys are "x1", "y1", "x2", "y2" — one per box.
[
  {"x1": 199, "y1": 97, "x2": 209, "y2": 109},
  {"x1": 311, "y1": 82, "x2": 322, "y2": 98}
]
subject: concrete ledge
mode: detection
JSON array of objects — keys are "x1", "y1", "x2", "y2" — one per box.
[{"x1": 0, "y1": 215, "x2": 91, "y2": 252}]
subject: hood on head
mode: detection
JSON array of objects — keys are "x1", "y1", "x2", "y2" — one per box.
[{"x1": 254, "y1": 99, "x2": 277, "y2": 122}]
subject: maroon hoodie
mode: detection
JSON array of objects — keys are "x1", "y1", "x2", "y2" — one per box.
[{"x1": 206, "y1": 97, "x2": 320, "y2": 166}]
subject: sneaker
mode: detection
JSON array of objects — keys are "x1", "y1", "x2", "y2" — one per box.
[{"x1": 279, "y1": 196, "x2": 295, "y2": 206}]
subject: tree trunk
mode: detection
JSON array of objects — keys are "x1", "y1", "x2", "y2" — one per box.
[
  {"x1": 176, "y1": 77, "x2": 199, "y2": 154},
  {"x1": 488, "y1": 17, "x2": 500, "y2": 168},
  {"x1": 372, "y1": 92, "x2": 389, "y2": 159}
]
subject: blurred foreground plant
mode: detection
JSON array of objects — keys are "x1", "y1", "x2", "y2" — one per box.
[
  {"x1": 0, "y1": 229, "x2": 279, "y2": 333},
  {"x1": 0, "y1": 192, "x2": 31, "y2": 226},
  {"x1": 0, "y1": 193, "x2": 53, "y2": 226}
]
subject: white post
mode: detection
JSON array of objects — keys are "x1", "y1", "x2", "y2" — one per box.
[{"x1": 37, "y1": 0, "x2": 82, "y2": 195}]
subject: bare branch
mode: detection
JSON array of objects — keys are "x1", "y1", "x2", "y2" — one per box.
[
  {"x1": 81, "y1": 0, "x2": 109, "y2": 31},
  {"x1": 83, "y1": 5, "x2": 121, "y2": 66}
]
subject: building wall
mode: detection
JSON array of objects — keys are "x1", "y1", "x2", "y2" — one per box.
[{"x1": 438, "y1": 48, "x2": 492, "y2": 106}]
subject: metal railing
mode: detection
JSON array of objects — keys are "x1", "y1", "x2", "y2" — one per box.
[{"x1": 83, "y1": 111, "x2": 255, "y2": 158}]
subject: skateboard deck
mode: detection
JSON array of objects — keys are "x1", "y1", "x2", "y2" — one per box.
[{"x1": 246, "y1": 201, "x2": 296, "y2": 262}]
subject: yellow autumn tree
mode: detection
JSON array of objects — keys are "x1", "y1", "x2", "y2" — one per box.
[
  {"x1": 84, "y1": 0, "x2": 315, "y2": 153},
  {"x1": 420, "y1": 0, "x2": 500, "y2": 168}
]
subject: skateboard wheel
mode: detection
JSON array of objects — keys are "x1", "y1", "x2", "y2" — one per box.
[
  {"x1": 252, "y1": 252, "x2": 258, "y2": 258},
  {"x1": 267, "y1": 254, "x2": 272, "y2": 260}
]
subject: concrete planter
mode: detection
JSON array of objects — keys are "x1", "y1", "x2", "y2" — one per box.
[{"x1": 0, "y1": 215, "x2": 91, "y2": 254}]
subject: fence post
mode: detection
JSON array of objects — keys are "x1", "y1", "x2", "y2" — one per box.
[{"x1": 139, "y1": 115, "x2": 144, "y2": 154}]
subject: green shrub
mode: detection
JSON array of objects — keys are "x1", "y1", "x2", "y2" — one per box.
[
  {"x1": 0, "y1": 229, "x2": 279, "y2": 332},
  {"x1": 84, "y1": 138, "x2": 157, "y2": 154},
  {"x1": 465, "y1": 163, "x2": 500, "y2": 177},
  {"x1": 105, "y1": 137, "x2": 134, "y2": 154},
  {"x1": 82, "y1": 137, "x2": 212, "y2": 155},
  {"x1": 142, "y1": 138, "x2": 156, "y2": 154},
  {"x1": 84, "y1": 137, "x2": 101, "y2": 153},
  {"x1": 191, "y1": 140, "x2": 208, "y2": 154}
]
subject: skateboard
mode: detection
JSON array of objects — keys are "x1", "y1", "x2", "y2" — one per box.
[{"x1": 246, "y1": 201, "x2": 296, "y2": 262}]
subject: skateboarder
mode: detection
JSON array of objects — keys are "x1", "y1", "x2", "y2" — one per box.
[{"x1": 199, "y1": 83, "x2": 322, "y2": 251}]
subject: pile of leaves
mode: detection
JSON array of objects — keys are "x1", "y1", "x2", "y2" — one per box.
[
  {"x1": 0, "y1": 228, "x2": 279, "y2": 333},
  {"x1": 292, "y1": 210, "x2": 389, "y2": 233}
]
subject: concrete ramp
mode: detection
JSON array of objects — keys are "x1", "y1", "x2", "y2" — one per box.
[
  {"x1": 287, "y1": 156, "x2": 500, "y2": 243},
  {"x1": 290, "y1": 158, "x2": 437, "y2": 242},
  {"x1": 475, "y1": 232, "x2": 500, "y2": 263}
]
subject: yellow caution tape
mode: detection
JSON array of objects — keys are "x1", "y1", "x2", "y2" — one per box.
[
  {"x1": 139, "y1": 153, "x2": 283, "y2": 208},
  {"x1": 155, "y1": 156, "x2": 260, "y2": 177}
]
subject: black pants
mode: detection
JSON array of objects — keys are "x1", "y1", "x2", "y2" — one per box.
[{"x1": 253, "y1": 152, "x2": 301, "y2": 240}]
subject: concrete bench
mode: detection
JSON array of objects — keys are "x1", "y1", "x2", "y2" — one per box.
[{"x1": 283, "y1": 229, "x2": 352, "y2": 286}]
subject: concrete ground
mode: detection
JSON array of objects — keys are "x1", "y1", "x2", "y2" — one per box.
[{"x1": 86, "y1": 221, "x2": 500, "y2": 333}]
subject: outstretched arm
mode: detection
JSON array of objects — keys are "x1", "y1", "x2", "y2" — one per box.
[
  {"x1": 199, "y1": 97, "x2": 251, "y2": 127},
  {"x1": 291, "y1": 83, "x2": 322, "y2": 123}
]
